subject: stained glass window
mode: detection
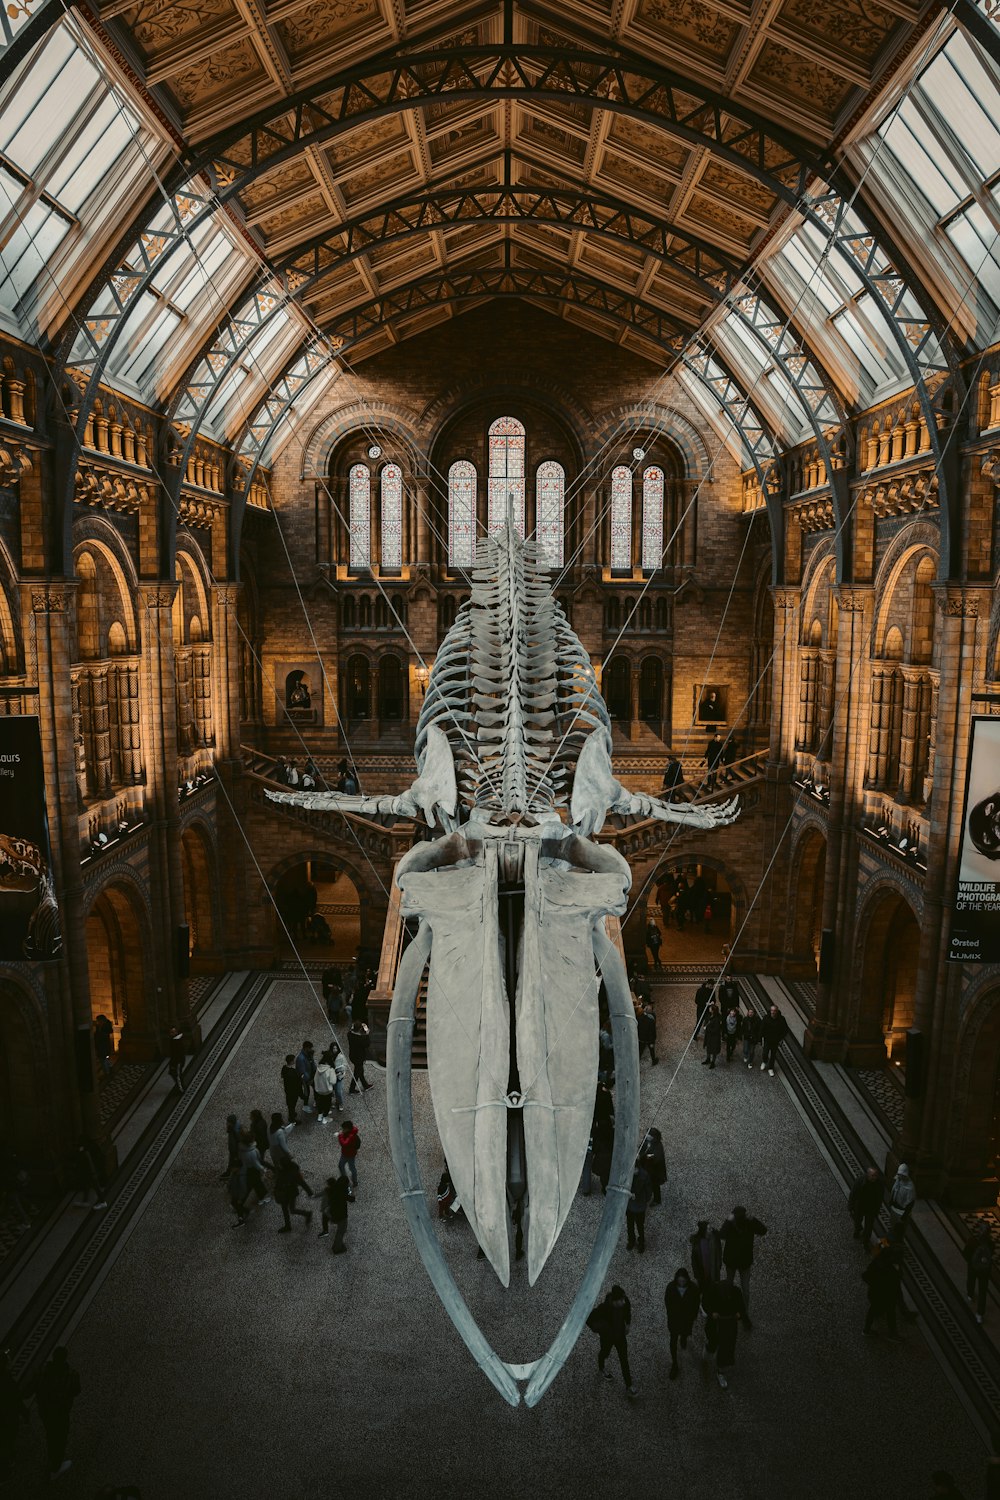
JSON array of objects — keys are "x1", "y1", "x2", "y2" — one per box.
[
  {"x1": 535, "y1": 460, "x2": 565, "y2": 569},
  {"x1": 610, "y1": 465, "x2": 632, "y2": 571},
  {"x1": 641, "y1": 466, "x2": 664, "y2": 571},
  {"x1": 380, "y1": 463, "x2": 403, "y2": 570},
  {"x1": 448, "y1": 460, "x2": 477, "y2": 568},
  {"x1": 488, "y1": 416, "x2": 525, "y2": 535},
  {"x1": 349, "y1": 463, "x2": 371, "y2": 569}
]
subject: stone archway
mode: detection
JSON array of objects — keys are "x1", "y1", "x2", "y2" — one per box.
[
  {"x1": 181, "y1": 822, "x2": 219, "y2": 973},
  {"x1": 268, "y1": 851, "x2": 374, "y2": 967},
  {"x1": 787, "y1": 827, "x2": 827, "y2": 978},
  {"x1": 85, "y1": 882, "x2": 153, "y2": 1062},
  {"x1": 850, "y1": 886, "x2": 920, "y2": 1067}
]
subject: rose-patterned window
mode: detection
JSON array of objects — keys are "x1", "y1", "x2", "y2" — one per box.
[
  {"x1": 488, "y1": 416, "x2": 525, "y2": 536},
  {"x1": 535, "y1": 461, "x2": 565, "y2": 570},
  {"x1": 610, "y1": 465, "x2": 632, "y2": 571},
  {"x1": 380, "y1": 463, "x2": 403, "y2": 570},
  {"x1": 349, "y1": 463, "x2": 371, "y2": 569},
  {"x1": 641, "y1": 466, "x2": 664, "y2": 571},
  {"x1": 448, "y1": 460, "x2": 477, "y2": 568}
]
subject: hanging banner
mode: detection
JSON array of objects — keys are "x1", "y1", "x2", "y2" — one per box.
[
  {"x1": 0, "y1": 717, "x2": 61, "y2": 961},
  {"x1": 949, "y1": 714, "x2": 1000, "y2": 964}
]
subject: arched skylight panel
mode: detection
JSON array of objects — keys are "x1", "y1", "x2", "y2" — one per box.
[
  {"x1": 202, "y1": 307, "x2": 296, "y2": 439},
  {"x1": 0, "y1": 18, "x2": 162, "y2": 334},
  {"x1": 761, "y1": 220, "x2": 905, "y2": 398},
  {"x1": 448, "y1": 460, "x2": 477, "y2": 569},
  {"x1": 863, "y1": 26, "x2": 1000, "y2": 345},
  {"x1": 99, "y1": 216, "x2": 256, "y2": 400},
  {"x1": 713, "y1": 316, "x2": 810, "y2": 445},
  {"x1": 610, "y1": 465, "x2": 632, "y2": 571},
  {"x1": 641, "y1": 467, "x2": 664, "y2": 572},
  {"x1": 488, "y1": 416, "x2": 525, "y2": 535},
  {"x1": 675, "y1": 362, "x2": 769, "y2": 473},
  {"x1": 381, "y1": 465, "x2": 403, "y2": 571},
  {"x1": 349, "y1": 463, "x2": 371, "y2": 570},
  {"x1": 535, "y1": 461, "x2": 564, "y2": 569}
]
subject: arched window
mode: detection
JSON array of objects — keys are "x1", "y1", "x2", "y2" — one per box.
[
  {"x1": 380, "y1": 464, "x2": 403, "y2": 571},
  {"x1": 488, "y1": 416, "x2": 525, "y2": 536},
  {"x1": 448, "y1": 460, "x2": 477, "y2": 568},
  {"x1": 378, "y1": 656, "x2": 405, "y2": 721},
  {"x1": 535, "y1": 460, "x2": 564, "y2": 569},
  {"x1": 641, "y1": 466, "x2": 664, "y2": 571},
  {"x1": 610, "y1": 465, "x2": 632, "y2": 571},
  {"x1": 349, "y1": 463, "x2": 371, "y2": 569}
]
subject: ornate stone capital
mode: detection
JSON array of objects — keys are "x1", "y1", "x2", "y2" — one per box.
[
  {"x1": 936, "y1": 586, "x2": 985, "y2": 618},
  {"x1": 28, "y1": 582, "x2": 76, "y2": 613},
  {"x1": 836, "y1": 587, "x2": 871, "y2": 613},
  {"x1": 139, "y1": 581, "x2": 179, "y2": 609},
  {"x1": 771, "y1": 587, "x2": 801, "y2": 610},
  {"x1": 212, "y1": 584, "x2": 241, "y2": 608}
]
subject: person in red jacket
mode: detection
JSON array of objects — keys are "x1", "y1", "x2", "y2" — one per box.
[{"x1": 337, "y1": 1120, "x2": 361, "y2": 1200}]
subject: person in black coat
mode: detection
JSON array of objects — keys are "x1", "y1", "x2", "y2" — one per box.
[
  {"x1": 347, "y1": 1020, "x2": 372, "y2": 1093},
  {"x1": 645, "y1": 920, "x2": 662, "y2": 969},
  {"x1": 593, "y1": 1284, "x2": 636, "y2": 1396},
  {"x1": 664, "y1": 1268, "x2": 701, "y2": 1379},
  {"x1": 703, "y1": 1279, "x2": 745, "y2": 1388},
  {"x1": 848, "y1": 1166, "x2": 884, "y2": 1247},
  {"x1": 720, "y1": 1206, "x2": 767, "y2": 1322},
  {"x1": 689, "y1": 1219, "x2": 722, "y2": 1293},
  {"x1": 638, "y1": 1127, "x2": 666, "y2": 1206},
  {"x1": 281, "y1": 1054, "x2": 301, "y2": 1123},
  {"x1": 862, "y1": 1237, "x2": 902, "y2": 1336},
  {"x1": 701, "y1": 1003, "x2": 722, "y2": 1068},
  {"x1": 741, "y1": 1007, "x2": 761, "y2": 1068},
  {"x1": 637, "y1": 1004, "x2": 658, "y2": 1066},
  {"x1": 626, "y1": 1165, "x2": 652, "y2": 1253},
  {"x1": 34, "y1": 1347, "x2": 81, "y2": 1480},
  {"x1": 693, "y1": 980, "x2": 714, "y2": 1039},
  {"x1": 760, "y1": 1005, "x2": 789, "y2": 1075}
]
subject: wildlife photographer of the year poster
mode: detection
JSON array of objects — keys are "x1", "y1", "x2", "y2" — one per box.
[
  {"x1": 949, "y1": 714, "x2": 1000, "y2": 964},
  {"x1": 0, "y1": 716, "x2": 61, "y2": 960}
]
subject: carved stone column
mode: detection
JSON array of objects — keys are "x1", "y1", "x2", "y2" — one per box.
[
  {"x1": 805, "y1": 586, "x2": 873, "y2": 1059},
  {"x1": 211, "y1": 584, "x2": 242, "y2": 763},
  {"x1": 767, "y1": 588, "x2": 801, "y2": 769},
  {"x1": 26, "y1": 582, "x2": 103, "y2": 1157}
]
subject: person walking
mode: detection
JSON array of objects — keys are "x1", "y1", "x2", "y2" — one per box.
[
  {"x1": 337, "y1": 1119, "x2": 361, "y2": 1199},
  {"x1": 329, "y1": 1042, "x2": 347, "y2": 1112},
  {"x1": 701, "y1": 1002, "x2": 722, "y2": 1069},
  {"x1": 73, "y1": 1141, "x2": 108, "y2": 1211},
  {"x1": 760, "y1": 1004, "x2": 788, "y2": 1075},
  {"x1": 93, "y1": 1014, "x2": 114, "y2": 1077},
  {"x1": 862, "y1": 1237, "x2": 902, "y2": 1337},
  {"x1": 273, "y1": 1157, "x2": 314, "y2": 1233},
  {"x1": 848, "y1": 1166, "x2": 884, "y2": 1247},
  {"x1": 268, "y1": 1113, "x2": 295, "y2": 1168},
  {"x1": 34, "y1": 1346, "x2": 81, "y2": 1480},
  {"x1": 963, "y1": 1221, "x2": 994, "y2": 1325},
  {"x1": 237, "y1": 1129, "x2": 271, "y2": 1210},
  {"x1": 626, "y1": 1164, "x2": 652, "y2": 1254},
  {"x1": 318, "y1": 1174, "x2": 351, "y2": 1253},
  {"x1": 693, "y1": 980, "x2": 714, "y2": 1040},
  {"x1": 314, "y1": 1050, "x2": 336, "y2": 1124},
  {"x1": 720, "y1": 1206, "x2": 767, "y2": 1323},
  {"x1": 741, "y1": 1007, "x2": 761, "y2": 1069},
  {"x1": 664, "y1": 1268, "x2": 701, "y2": 1380},
  {"x1": 720, "y1": 975, "x2": 740, "y2": 1012},
  {"x1": 637, "y1": 1004, "x2": 658, "y2": 1066},
  {"x1": 888, "y1": 1163, "x2": 916, "y2": 1235},
  {"x1": 167, "y1": 1029, "x2": 187, "y2": 1093},
  {"x1": 645, "y1": 920, "x2": 662, "y2": 970},
  {"x1": 249, "y1": 1109, "x2": 271, "y2": 1166},
  {"x1": 348, "y1": 1020, "x2": 372, "y2": 1093},
  {"x1": 220, "y1": 1113, "x2": 242, "y2": 1181},
  {"x1": 296, "y1": 1041, "x2": 317, "y2": 1114},
  {"x1": 592, "y1": 1285, "x2": 636, "y2": 1397},
  {"x1": 638, "y1": 1127, "x2": 666, "y2": 1207},
  {"x1": 723, "y1": 1005, "x2": 742, "y2": 1064},
  {"x1": 689, "y1": 1219, "x2": 722, "y2": 1295},
  {"x1": 703, "y1": 1278, "x2": 745, "y2": 1388},
  {"x1": 705, "y1": 732, "x2": 725, "y2": 792},
  {"x1": 281, "y1": 1054, "x2": 301, "y2": 1124}
]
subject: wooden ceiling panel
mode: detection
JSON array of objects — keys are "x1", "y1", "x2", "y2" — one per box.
[{"x1": 274, "y1": 0, "x2": 383, "y2": 63}]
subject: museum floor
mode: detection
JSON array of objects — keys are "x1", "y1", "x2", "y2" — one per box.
[{"x1": 4, "y1": 972, "x2": 993, "y2": 1499}]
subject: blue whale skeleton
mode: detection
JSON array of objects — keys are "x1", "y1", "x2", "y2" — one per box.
[{"x1": 268, "y1": 514, "x2": 738, "y2": 1404}]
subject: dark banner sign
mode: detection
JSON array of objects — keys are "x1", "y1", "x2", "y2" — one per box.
[
  {"x1": 948, "y1": 715, "x2": 1000, "y2": 964},
  {"x1": 0, "y1": 717, "x2": 61, "y2": 961}
]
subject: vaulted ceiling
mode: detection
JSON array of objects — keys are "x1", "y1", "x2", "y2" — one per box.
[{"x1": 95, "y1": 0, "x2": 931, "y2": 368}]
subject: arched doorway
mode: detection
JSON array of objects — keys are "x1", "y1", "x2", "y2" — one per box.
[
  {"x1": 273, "y1": 858, "x2": 363, "y2": 962},
  {"x1": 646, "y1": 858, "x2": 738, "y2": 966},
  {"x1": 788, "y1": 829, "x2": 827, "y2": 978},
  {"x1": 181, "y1": 824, "x2": 218, "y2": 973},
  {"x1": 604, "y1": 657, "x2": 630, "y2": 722},
  {"x1": 342, "y1": 654, "x2": 371, "y2": 726},
  {"x1": 851, "y1": 888, "x2": 920, "y2": 1067},
  {"x1": 85, "y1": 884, "x2": 152, "y2": 1062}
]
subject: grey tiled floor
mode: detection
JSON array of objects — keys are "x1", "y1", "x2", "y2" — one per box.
[{"x1": 12, "y1": 978, "x2": 984, "y2": 1498}]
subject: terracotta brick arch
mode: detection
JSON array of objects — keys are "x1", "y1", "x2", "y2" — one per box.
[
  {"x1": 83, "y1": 876, "x2": 156, "y2": 1062},
  {"x1": 265, "y1": 846, "x2": 383, "y2": 963},
  {"x1": 848, "y1": 880, "x2": 922, "y2": 1067}
]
